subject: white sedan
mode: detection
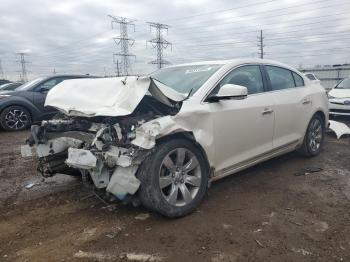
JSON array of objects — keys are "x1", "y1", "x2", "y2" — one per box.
[
  {"x1": 328, "y1": 77, "x2": 350, "y2": 116},
  {"x1": 22, "y1": 58, "x2": 329, "y2": 217}
]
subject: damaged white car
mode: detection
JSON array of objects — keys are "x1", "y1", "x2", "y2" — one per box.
[{"x1": 22, "y1": 59, "x2": 329, "y2": 217}]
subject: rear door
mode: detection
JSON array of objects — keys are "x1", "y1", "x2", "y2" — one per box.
[
  {"x1": 207, "y1": 64, "x2": 275, "y2": 172},
  {"x1": 263, "y1": 65, "x2": 312, "y2": 148}
]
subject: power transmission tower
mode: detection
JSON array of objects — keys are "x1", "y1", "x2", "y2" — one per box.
[
  {"x1": 113, "y1": 55, "x2": 121, "y2": 77},
  {"x1": 147, "y1": 22, "x2": 172, "y2": 69},
  {"x1": 0, "y1": 59, "x2": 4, "y2": 79},
  {"x1": 258, "y1": 30, "x2": 265, "y2": 59},
  {"x1": 16, "y1": 52, "x2": 29, "y2": 82},
  {"x1": 108, "y1": 15, "x2": 136, "y2": 76}
]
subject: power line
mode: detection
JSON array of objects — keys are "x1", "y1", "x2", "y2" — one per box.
[
  {"x1": 147, "y1": 22, "x2": 172, "y2": 69},
  {"x1": 258, "y1": 30, "x2": 265, "y2": 59},
  {"x1": 108, "y1": 15, "x2": 136, "y2": 76},
  {"x1": 170, "y1": 0, "x2": 348, "y2": 29},
  {"x1": 16, "y1": 53, "x2": 29, "y2": 82}
]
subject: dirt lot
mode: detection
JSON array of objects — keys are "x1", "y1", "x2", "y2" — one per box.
[{"x1": 0, "y1": 118, "x2": 349, "y2": 262}]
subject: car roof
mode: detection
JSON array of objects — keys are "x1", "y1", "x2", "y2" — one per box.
[
  {"x1": 168, "y1": 58, "x2": 299, "y2": 72},
  {"x1": 42, "y1": 74, "x2": 96, "y2": 80}
]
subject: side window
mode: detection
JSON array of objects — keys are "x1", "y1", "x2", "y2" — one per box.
[
  {"x1": 37, "y1": 78, "x2": 66, "y2": 91},
  {"x1": 292, "y1": 72, "x2": 304, "y2": 87},
  {"x1": 265, "y1": 66, "x2": 295, "y2": 91},
  {"x1": 217, "y1": 65, "x2": 264, "y2": 95}
]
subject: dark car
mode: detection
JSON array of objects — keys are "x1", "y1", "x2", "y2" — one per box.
[
  {"x1": 0, "y1": 82, "x2": 23, "y2": 91},
  {"x1": 0, "y1": 79, "x2": 11, "y2": 86},
  {"x1": 0, "y1": 75, "x2": 94, "y2": 131}
]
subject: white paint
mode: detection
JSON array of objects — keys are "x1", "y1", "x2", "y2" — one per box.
[
  {"x1": 106, "y1": 165, "x2": 140, "y2": 199},
  {"x1": 66, "y1": 148, "x2": 97, "y2": 169},
  {"x1": 329, "y1": 120, "x2": 350, "y2": 139}
]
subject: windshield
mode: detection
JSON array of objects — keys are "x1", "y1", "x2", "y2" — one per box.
[
  {"x1": 151, "y1": 64, "x2": 223, "y2": 95},
  {"x1": 0, "y1": 83, "x2": 11, "y2": 90},
  {"x1": 16, "y1": 77, "x2": 45, "y2": 91},
  {"x1": 336, "y1": 78, "x2": 350, "y2": 89}
]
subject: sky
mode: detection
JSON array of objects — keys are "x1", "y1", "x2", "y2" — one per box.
[{"x1": 0, "y1": 0, "x2": 350, "y2": 81}]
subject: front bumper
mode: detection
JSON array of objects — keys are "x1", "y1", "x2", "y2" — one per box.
[{"x1": 329, "y1": 99, "x2": 350, "y2": 116}]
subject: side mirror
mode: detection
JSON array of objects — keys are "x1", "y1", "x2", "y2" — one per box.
[{"x1": 207, "y1": 84, "x2": 248, "y2": 102}]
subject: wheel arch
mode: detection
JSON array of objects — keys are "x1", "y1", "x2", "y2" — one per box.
[
  {"x1": 0, "y1": 104, "x2": 34, "y2": 121},
  {"x1": 314, "y1": 110, "x2": 326, "y2": 125}
]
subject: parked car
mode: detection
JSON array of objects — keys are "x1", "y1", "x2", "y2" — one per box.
[
  {"x1": 22, "y1": 59, "x2": 329, "y2": 217},
  {"x1": 0, "y1": 79, "x2": 11, "y2": 86},
  {"x1": 305, "y1": 73, "x2": 320, "y2": 82},
  {"x1": 328, "y1": 76, "x2": 350, "y2": 116},
  {"x1": 0, "y1": 82, "x2": 23, "y2": 91},
  {"x1": 0, "y1": 75, "x2": 95, "y2": 131}
]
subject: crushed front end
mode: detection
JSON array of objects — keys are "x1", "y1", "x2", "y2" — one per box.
[{"x1": 21, "y1": 75, "x2": 184, "y2": 202}]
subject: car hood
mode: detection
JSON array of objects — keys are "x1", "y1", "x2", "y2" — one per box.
[
  {"x1": 0, "y1": 90, "x2": 16, "y2": 95},
  {"x1": 45, "y1": 76, "x2": 187, "y2": 117},
  {"x1": 329, "y1": 88, "x2": 350, "y2": 99}
]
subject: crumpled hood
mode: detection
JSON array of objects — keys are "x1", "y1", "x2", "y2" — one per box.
[
  {"x1": 45, "y1": 76, "x2": 187, "y2": 117},
  {"x1": 329, "y1": 88, "x2": 350, "y2": 99}
]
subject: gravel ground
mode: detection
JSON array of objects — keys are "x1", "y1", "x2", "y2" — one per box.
[{"x1": 0, "y1": 118, "x2": 349, "y2": 262}]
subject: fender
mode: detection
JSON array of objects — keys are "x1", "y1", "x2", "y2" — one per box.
[{"x1": 0, "y1": 96, "x2": 42, "y2": 122}]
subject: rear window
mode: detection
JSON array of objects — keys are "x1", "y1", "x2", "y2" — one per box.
[{"x1": 292, "y1": 72, "x2": 304, "y2": 87}]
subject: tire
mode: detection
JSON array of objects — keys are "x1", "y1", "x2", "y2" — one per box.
[
  {"x1": 0, "y1": 106, "x2": 32, "y2": 131},
  {"x1": 297, "y1": 114, "x2": 325, "y2": 157},
  {"x1": 137, "y1": 138, "x2": 209, "y2": 218}
]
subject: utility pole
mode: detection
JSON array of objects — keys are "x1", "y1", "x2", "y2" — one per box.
[
  {"x1": 147, "y1": 22, "x2": 172, "y2": 69},
  {"x1": 53, "y1": 68, "x2": 56, "y2": 74},
  {"x1": 108, "y1": 15, "x2": 136, "y2": 76},
  {"x1": 0, "y1": 59, "x2": 4, "y2": 79},
  {"x1": 113, "y1": 55, "x2": 121, "y2": 77},
  {"x1": 16, "y1": 52, "x2": 29, "y2": 82},
  {"x1": 258, "y1": 30, "x2": 265, "y2": 59}
]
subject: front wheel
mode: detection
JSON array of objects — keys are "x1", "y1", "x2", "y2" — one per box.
[
  {"x1": 0, "y1": 106, "x2": 32, "y2": 131},
  {"x1": 297, "y1": 114, "x2": 325, "y2": 157},
  {"x1": 137, "y1": 138, "x2": 209, "y2": 218}
]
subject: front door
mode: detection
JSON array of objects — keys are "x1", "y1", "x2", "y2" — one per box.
[{"x1": 207, "y1": 65, "x2": 275, "y2": 173}]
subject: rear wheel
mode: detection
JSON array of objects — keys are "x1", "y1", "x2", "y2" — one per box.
[
  {"x1": 297, "y1": 114, "x2": 325, "y2": 157},
  {"x1": 0, "y1": 106, "x2": 32, "y2": 131},
  {"x1": 137, "y1": 138, "x2": 209, "y2": 218}
]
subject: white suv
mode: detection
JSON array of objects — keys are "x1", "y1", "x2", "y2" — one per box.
[{"x1": 22, "y1": 58, "x2": 329, "y2": 217}]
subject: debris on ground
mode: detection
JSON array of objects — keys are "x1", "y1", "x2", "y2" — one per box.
[
  {"x1": 222, "y1": 224, "x2": 233, "y2": 229},
  {"x1": 121, "y1": 252, "x2": 164, "y2": 261},
  {"x1": 291, "y1": 248, "x2": 313, "y2": 256},
  {"x1": 134, "y1": 213, "x2": 150, "y2": 220},
  {"x1": 328, "y1": 120, "x2": 350, "y2": 139},
  {"x1": 255, "y1": 239, "x2": 264, "y2": 248},
  {"x1": 74, "y1": 250, "x2": 114, "y2": 261},
  {"x1": 24, "y1": 183, "x2": 37, "y2": 189},
  {"x1": 294, "y1": 167, "x2": 323, "y2": 176}
]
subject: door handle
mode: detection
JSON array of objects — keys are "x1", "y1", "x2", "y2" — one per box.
[
  {"x1": 261, "y1": 108, "x2": 274, "y2": 115},
  {"x1": 302, "y1": 99, "x2": 311, "y2": 105}
]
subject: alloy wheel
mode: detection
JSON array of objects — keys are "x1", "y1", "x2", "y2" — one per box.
[
  {"x1": 158, "y1": 148, "x2": 202, "y2": 207},
  {"x1": 308, "y1": 118, "x2": 323, "y2": 153},
  {"x1": 4, "y1": 109, "x2": 29, "y2": 130}
]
